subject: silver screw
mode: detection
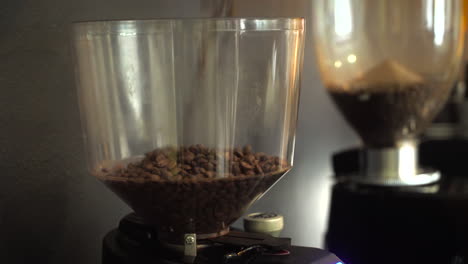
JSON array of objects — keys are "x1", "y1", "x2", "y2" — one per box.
[{"x1": 185, "y1": 235, "x2": 195, "y2": 244}]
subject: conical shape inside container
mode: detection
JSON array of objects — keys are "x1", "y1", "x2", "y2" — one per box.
[
  {"x1": 72, "y1": 18, "x2": 304, "y2": 242},
  {"x1": 329, "y1": 59, "x2": 451, "y2": 148}
]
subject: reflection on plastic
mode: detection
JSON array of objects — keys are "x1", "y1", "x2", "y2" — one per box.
[{"x1": 334, "y1": 0, "x2": 353, "y2": 38}]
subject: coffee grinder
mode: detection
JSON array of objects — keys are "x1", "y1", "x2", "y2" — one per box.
[
  {"x1": 312, "y1": 0, "x2": 463, "y2": 186},
  {"x1": 312, "y1": 1, "x2": 468, "y2": 263},
  {"x1": 72, "y1": 18, "x2": 343, "y2": 263}
]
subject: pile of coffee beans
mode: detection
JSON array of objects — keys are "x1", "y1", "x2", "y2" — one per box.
[
  {"x1": 97, "y1": 145, "x2": 290, "y2": 241},
  {"x1": 101, "y1": 144, "x2": 286, "y2": 181}
]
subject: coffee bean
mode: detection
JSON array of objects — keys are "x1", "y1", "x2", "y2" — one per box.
[
  {"x1": 189, "y1": 146, "x2": 198, "y2": 154},
  {"x1": 245, "y1": 154, "x2": 255, "y2": 163},
  {"x1": 203, "y1": 162, "x2": 215, "y2": 171},
  {"x1": 262, "y1": 163, "x2": 272, "y2": 172},
  {"x1": 184, "y1": 152, "x2": 195, "y2": 162},
  {"x1": 232, "y1": 163, "x2": 241, "y2": 175},
  {"x1": 174, "y1": 175, "x2": 183, "y2": 181},
  {"x1": 156, "y1": 157, "x2": 169, "y2": 168},
  {"x1": 243, "y1": 145, "x2": 252, "y2": 154},
  {"x1": 274, "y1": 157, "x2": 280, "y2": 165},
  {"x1": 259, "y1": 154, "x2": 268, "y2": 161},
  {"x1": 171, "y1": 168, "x2": 181, "y2": 175},
  {"x1": 198, "y1": 158, "x2": 208, "y2": 164},
  {"x1": 167, "y1": 160, "x2": 177, "y2": 169},
  {"x1": 161, "y1": 169, "x2": 172, "y2": 179},
  {"x1": 240, "y1": 161, "x2": 253, "y2": 170},
  {"x1": 234, "y1": 148, "x2": 243, "y2": 158},
  {"x1": 255, "y1": 164, "x2": 263, "y2": 174},
  {"x1": 180, "y1": 170, "x2": 189, "y2": 177}
]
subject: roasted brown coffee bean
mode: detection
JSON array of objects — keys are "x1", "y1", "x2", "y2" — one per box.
[
  {"x1": 262, "y1": 163, "x2": 272, "y2": 172},
  {"x1": 171, "y1": 168, "x2": 181, "y2": 175},
  {"x1": 189, "y1": 145, "x2": 198, "y2": 154},
  {"x1": 205, "y1": 171, "x2": 215, "y2": 178},
  {"x1": 167, "y1": 160, "x2": 177, "y2": 169},
  {"x1": 198, "y1": 158, "x2": 208, "y2": 164},
  {"x1": 243, "y1": 145, "x2": 252, "y2": 154},
  {"x1": 259, "y1": 154, "x2": 268, "y2": 161},
  {"x1": 246, "y1": 170, "x2": 255, "y2": 176},
  {"x1": 174, "y1": 175, "x2": 183, "y2": 181},
  {"x1": 156, "y1": 158, "x2": 169, "y2": 168},
  {"x1": 161, "y1": 169, "x2": 172, "y2": 179},
  {"x1": 245, "y1": 154, "x2": 255, "y2": 164},
  {"x1": 203, "y1": 162, "x2": 215, "y2": 171},
  {"x1": 184, "y1": 152, "x2": 195, "y2": 162},
  {"x1": 150, "y1": 174, "x2": 161, "y2": 181},
  {"x1": 240, "y1": 161, "x2": 253, "y2": 170},
  {"x1": 234, "y1": 148, "x2": 243, "y2": 158},
  {"x1": 232, "y1": 163, "x2": 241, "y2": 175},
  {"x1": 255, "y1": 164, "x2": 263, "y2": 174}
]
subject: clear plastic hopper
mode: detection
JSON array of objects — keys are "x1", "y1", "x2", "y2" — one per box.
[{"x1": 72, "y1": 18, "x2": 304, "y2": 243}]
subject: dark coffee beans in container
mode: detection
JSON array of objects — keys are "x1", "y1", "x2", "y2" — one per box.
[
  {"x1": 95, "y1": 144, "x2": 290, "y2": 242},
  {"x1": 327, "y1": 59, "x2": 451, "y2": 148}
]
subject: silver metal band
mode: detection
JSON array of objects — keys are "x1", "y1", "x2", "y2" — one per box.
[{"x1": 357, "y1": 141, "x2": 440, "y2": 186}]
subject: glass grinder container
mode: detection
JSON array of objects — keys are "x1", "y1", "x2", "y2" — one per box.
[
  {"x1": 312, "y1": 0, "x2": 464, "y2": 186},
  {"x1": 72, "y1": 18, "x2": 304, "y2": 245}
]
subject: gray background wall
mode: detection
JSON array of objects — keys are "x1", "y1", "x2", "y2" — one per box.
[{"x1": 0, "y1": 1, "x2": 357, "y2": 263}]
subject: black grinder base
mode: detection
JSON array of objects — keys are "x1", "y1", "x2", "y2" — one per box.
[
  {"x1": 102, "y1": 213, "x2": 343, "y2": 264},
  {"x1": 327, "y1": 139, "x2": 468, "y2": 264}
]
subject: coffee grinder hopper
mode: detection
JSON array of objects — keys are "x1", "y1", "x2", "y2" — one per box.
[
  {"x1": 311, "y1": 0, "x2": 464, "y2": 186},
  {"x1": 72, "y1": 18, "x2": 305, "y2": 252}
]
